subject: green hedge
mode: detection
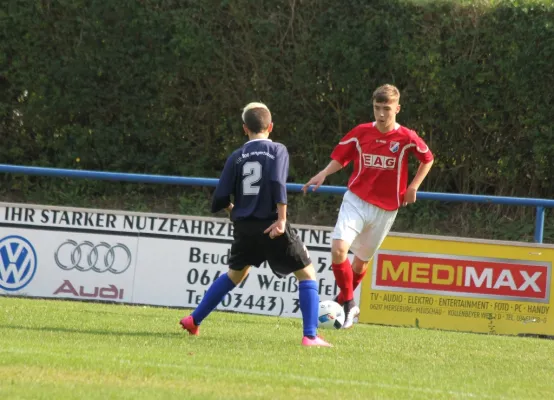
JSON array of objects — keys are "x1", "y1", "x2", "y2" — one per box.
[{"x1": 1, "y1": 0, "x2": 553, "y2": 241}]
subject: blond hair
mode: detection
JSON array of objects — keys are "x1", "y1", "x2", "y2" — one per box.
[
  {"x1": 241, "y1": 102, "x2": 272, "y2": 133},
  {"x1": 242, "y1": 102, "x2": 270, "y2": 122}
]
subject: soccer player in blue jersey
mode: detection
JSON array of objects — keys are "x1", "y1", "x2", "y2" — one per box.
[{"x1": 179, "y1": 102, "x2": 332, "y2": 347}]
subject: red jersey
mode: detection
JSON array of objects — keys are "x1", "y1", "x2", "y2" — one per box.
[{"x1": 330, "y1": 122, "x2": 433, "y2": 211}]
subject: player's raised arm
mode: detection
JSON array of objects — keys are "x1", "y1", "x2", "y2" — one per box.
[{"x1": 211, "y1": 155, "x2": 236, "y2": 213}]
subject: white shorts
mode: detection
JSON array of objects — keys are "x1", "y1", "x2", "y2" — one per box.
[{"x1": 331, "y1": 190, "x2": 398, "y2": 262}]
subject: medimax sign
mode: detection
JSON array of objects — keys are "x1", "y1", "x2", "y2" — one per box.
[
  {"x1": 359, "y1": 234, "x2": 554, "y2": 336},
  {"x1": 374, "y1": 251, "x2": 549, "y2": 302}
]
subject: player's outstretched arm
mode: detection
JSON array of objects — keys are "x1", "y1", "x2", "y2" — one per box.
[
  {"x1": 403, "y1": 160, "x2": 434, "y2": 206},
  {"x1": 302, "y1": 160, "x2": 343, "y2": 194}
]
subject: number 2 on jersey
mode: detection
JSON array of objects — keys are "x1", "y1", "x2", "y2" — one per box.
[{"x1": 242, "y1": 161, "x2": 262, "y2": 195}]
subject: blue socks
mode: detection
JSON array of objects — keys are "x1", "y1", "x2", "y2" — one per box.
[
  {"x1": 299, "y1": 280, "x2": 319, "y2": 337},
  {"x1": 191, "y1": 273, "x2": 236, "y2": 325},
  {"x1": 191, "y1": 274, "x2": 319, "y2": 338}
]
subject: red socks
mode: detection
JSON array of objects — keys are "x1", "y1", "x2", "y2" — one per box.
[
  {"x1": 352, "y1": 269, "x2": 367, "y2": 292},
  {"x1": 332, "y1": 259, "x2": 353, "y2": 303},
  {"x1": 334, "y1": 264, "x2": 367, "y2": 305}
]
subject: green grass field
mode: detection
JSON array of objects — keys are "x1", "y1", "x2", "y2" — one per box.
[{"x1": 1, "y1": 297, "x2": 553, "y2": 400}]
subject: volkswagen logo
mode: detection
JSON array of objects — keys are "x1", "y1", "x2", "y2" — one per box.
[
  {"x1": 54, "y1": 240, "x2": 132, "y2": 274},
  {"x1": 0, "y1": 235, "x2": 38, "y2": 291}
]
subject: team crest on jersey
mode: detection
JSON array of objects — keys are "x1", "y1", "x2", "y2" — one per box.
[{"x1": 389, "y1": 141, "x2": 400, "y2": 153}]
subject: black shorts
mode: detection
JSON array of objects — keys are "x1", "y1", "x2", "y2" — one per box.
[{"x1": 228, "y1": 219, "x2": 311, "y2": 277}]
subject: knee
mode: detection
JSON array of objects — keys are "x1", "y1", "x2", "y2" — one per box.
[
  {"x1": 294, "y1": 264, "x2": 316, "y2": 281},
  {"x1": 352, "y1": 258, "x2": 368, "y2": 274},
  {"x1": 331, "y1": 243, "x2": 349, "y2": 264},
  {"x1": 227, "y1": 267, "x2": 249, "y2": 285}
]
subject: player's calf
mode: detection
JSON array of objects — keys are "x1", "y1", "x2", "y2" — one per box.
[
  {"x1": 295, "y1": 265, "x2": 333, "y2": 347},
  {"x1": 179, "y1": 270, "x2": 240, "y2": 334}
]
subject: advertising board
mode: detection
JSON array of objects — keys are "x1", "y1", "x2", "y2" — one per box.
[
  {"x1": 359, "y1": 234, "x2": 554, "y2": 336},
  {"x1": 2, "y1": 201, "x2": 552, "y2": 335},
  {"x1": 0, "y1": 203, "x2": 359, "y2": 318}
]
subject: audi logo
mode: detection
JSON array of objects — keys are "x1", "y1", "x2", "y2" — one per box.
[{"x1": 54, "y1": 240, "x2": 132, "y2": 274}]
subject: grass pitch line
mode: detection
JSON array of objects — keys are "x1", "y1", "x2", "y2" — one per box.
[{"x1": 2, "y1": 347, "x2": 503, "y2": 399}]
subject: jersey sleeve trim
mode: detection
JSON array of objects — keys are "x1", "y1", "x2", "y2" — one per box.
[
  {"x1": 407, "y1": 129, "x2": 431, "y2": 154},
  {"x1": 337, "y1": 137, "x2": 364, "y2": 187}
]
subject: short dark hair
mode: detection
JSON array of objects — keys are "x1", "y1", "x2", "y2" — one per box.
[
  {"x1": 242, "y1": 102, "x2": 272, "y2": 133},
  {"x1": 372, "y1": 84, "x2": 400, "y2": 103}
]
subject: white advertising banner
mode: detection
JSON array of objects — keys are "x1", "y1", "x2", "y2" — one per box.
[
  {"x1": 0, "y1": 202, "x2": 360, "y2": 318},
  {"x1": 0, "y1": 228, "x2": 138, "y2": 302}
]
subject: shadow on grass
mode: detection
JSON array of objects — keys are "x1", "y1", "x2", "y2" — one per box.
[
  {"x1": 0, "y1": 324, "x2": 185, "y2": 338},
  {"x1": 0, "y1": 324, "x2": 278, "y2": 345}
]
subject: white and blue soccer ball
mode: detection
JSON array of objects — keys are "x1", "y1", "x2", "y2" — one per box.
[{"x1": 318, "y1": 300, "x2": 345, "y2": 329}]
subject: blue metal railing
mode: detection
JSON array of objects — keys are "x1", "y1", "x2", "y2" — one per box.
[{"x1": 0, "y1": 164, "x2": 553, "y2": 243}]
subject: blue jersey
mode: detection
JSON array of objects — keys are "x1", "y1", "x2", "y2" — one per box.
[{"x1": 212, "y1": 139, "x2": 288, "y2": 221}]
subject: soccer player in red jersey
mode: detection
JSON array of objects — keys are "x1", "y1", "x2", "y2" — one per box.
[{"x1": 302, "y1": 84, "x2": 434, "y2": 328}]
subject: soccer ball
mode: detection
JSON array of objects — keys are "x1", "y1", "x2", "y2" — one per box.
[{"x1": 318, "y1": 300, "x2": 345, "y2": 329}]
